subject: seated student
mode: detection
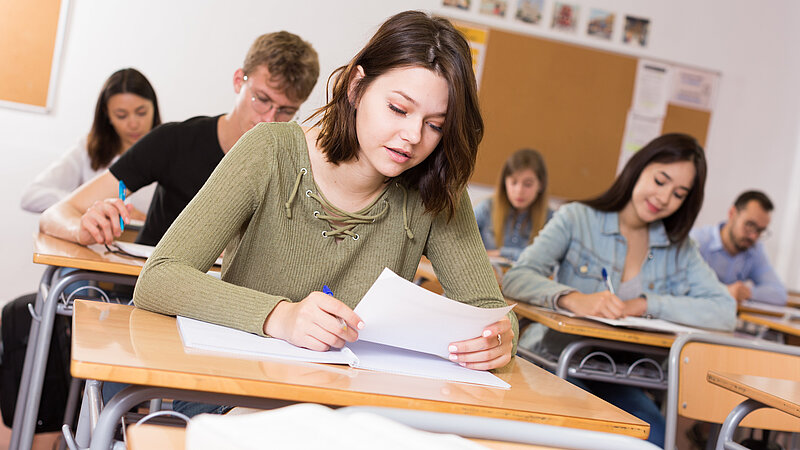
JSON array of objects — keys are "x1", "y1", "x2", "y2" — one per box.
[
  {"x1": 690, "y1": 190, "x2": 787, "y2": 305},
  {"x1": 21, "y1": 68, "x2": 160, "y2": 217},
  {"x1": 474, "y1": 148, "x2": 552, "y2": 261},
  {"x1": 503, "y1": 133, "x2": 736, "y2": 447},
  {"x1": 39, "y1": 31, "x2": 320, "y2": 247},
  {"x1": 134, "y1": 10, "x2": 517, "y2": 374}
]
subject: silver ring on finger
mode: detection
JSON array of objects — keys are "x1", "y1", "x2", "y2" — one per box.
[{"x1": 497, "y1": 333, "x2": 502, "y2": 347}]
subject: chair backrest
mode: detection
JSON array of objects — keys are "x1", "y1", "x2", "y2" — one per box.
[
  {"x1": 664, "y1": 333, "x2": 800, "y2": 450},
  {"x1": 678, "y1": 341, "x2": 800, "y2": 431}
]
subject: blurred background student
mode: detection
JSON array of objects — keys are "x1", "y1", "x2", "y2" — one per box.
[
  {"x1": 21, "y1": 68, "x2": 160, "y2": 218},
  {"x1": 474, "y1": 148, "x2": 551, "y2": 261}
]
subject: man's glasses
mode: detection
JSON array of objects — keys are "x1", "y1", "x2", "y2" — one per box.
[
  {"x1": 743, "y1": 220, "x2": 771, "y2": 239},
  {"x1": 243, "y1": 75, "x2": 297, "y2": 121}
]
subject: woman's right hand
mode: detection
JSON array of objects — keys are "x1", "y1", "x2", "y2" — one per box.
[
  {"x1": 264, "y1": 292, "x2": 364, "y2": 351},
  {"x1": 557, "y1": 291, "x2": 625, "y2": 319},
  {"x1": 78, "y1": 198, "x2": 133, "y2": 245}
]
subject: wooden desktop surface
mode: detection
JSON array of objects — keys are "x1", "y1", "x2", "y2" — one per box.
[
  {"x1": 72, "y1": 300, "x2": 649, "y2": 438},
  {"x1": 739, "y1": 313, "x2": 800, "y2": 338},
  {"x1": 512, "y1": 304, "x2": 675, "y2": 348},
  {"x1": 127, "y1": 423, "x2": 558, "y2": 450},
  {"x1": 707, "y1": 370, "x2": 800, "y2": 419},
  {"x1": 33, "y1": 232, "x2": 145, "y2": 276}
]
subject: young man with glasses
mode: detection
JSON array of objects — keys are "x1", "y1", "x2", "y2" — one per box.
[
  {"x1": 40, "y1": 32, "x2": 319, "y2": 246},
  {"x1": 690, "y1": 190, "x2": 787, "y2": 305}
]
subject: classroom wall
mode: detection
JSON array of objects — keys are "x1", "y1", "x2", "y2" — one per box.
[{"x1": 1, "y1": 0, "x2": 799, "y2": 302}]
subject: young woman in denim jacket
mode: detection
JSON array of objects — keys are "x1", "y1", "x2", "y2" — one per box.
[{"x1": 503, "y1": 133, "x2": 736, "y2": 447}]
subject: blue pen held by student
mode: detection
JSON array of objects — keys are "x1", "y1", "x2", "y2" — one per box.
[
  {"x1": 601, "y1": 268, "x2": 615, "y2": 295},
  {"x1": 322, "y1": 285, "x2": 347, "y2": 331},
  {"x1": 118, "y1": 180, "x2": 127, "y2": 231}
]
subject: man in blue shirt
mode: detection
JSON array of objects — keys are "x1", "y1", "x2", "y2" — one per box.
[{"x1": 690, "y1": 191, "x2": 787, "y2": 305}]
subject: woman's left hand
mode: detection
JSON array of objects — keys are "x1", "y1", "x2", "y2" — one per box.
[{"x1": 447, "y1": 316, "x2": 513, "y2": 370}]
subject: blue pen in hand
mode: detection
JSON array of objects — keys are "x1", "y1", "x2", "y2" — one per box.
[
  {"x1": 323, "y1": 285, "x2": 347, "y2": 331},
  {"x1": 118, "y1": 180, "x2": 127, "y2": 232},
  {"x1": 601, "y1": 268, "x2": 615, "y2": 295}
]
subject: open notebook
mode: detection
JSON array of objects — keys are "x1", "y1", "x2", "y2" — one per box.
[
  {"x1": 111, "y1": 241, "x2": 223, "y2": 266},
  {"x1": 557, "y1": 310, "x2": 704, "y2": 334},
  {"x1": 178, "y1": 268, "x2": 514, "y2": 388}
]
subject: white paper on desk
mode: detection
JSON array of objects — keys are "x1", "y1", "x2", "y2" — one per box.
[
  {"x1": 589, "y1": 315, "x2": 702, "y2": 334},
  {"x1": 177, "y1": 316, "x2": 357, "y2": 365},
  {"x1": 114, "y1": 241, "x2": 223, "y2": 266},
  {"x1": 740, "y1": 300, "x2": 800, "y2": 318},
  {"x1": 354, "y1": 268, "x2": 514, "y2": 359},
  {"x1": 177, "y1": 317, "x2": 510, "y2": 389}
]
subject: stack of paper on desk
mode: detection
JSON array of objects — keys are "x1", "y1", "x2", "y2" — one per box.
[
  {"x1": 558, "y1": 310, "x2": 703, "y2": 334},
  {"x1": 178, "y1": 268, "x2": 513, "y2": 388}
]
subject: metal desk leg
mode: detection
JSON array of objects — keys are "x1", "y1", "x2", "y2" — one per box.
[
  {"x1": 716, "y1": 399, "x2": 769, "y2": 450},
  {"x1": 12, "y1": 271, "x2": 136, "y2": 450},
  {"x1": 9, "y1": 266, "x2": 56, "y2": 450}
]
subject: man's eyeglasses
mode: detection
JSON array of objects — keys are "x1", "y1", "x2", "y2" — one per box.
[
  {"x1": 243, "y1": 75, "x2": 297, "y2": 121},
  {"x1": 743, "y1": 220, "x2": 771, "y2": 239}
]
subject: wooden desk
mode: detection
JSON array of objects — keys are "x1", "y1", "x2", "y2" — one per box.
[
  {"x1": 513, "y1": 304, "x2": 675, "y2": 348},
  {"x1": 707, "y1": 370, "x2": 800, "y2": 448},
  {"x1": 739, "y1": 313, "x2": 800, "y2": 338},
  {"x1": 33, "y1": 232, "x2": 147, "y2": 276},
  {"x1": 72, "y1": 300, "x2": 649, "y2": 444},
  {"x1": 127, "y1": 424, "x2": 555, "y2": 449},
  {"x1": 707, "y1": 371, "x2": 800, "y2": 419}
]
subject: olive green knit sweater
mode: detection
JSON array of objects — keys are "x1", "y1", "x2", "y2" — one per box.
[{"x1": 134, "y1": 122, "x2": 518, "y2": 349}]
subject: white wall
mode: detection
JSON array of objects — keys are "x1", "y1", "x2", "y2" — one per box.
[{"x1": 2, "y1": 0, "x2": 800, "y2": 302}]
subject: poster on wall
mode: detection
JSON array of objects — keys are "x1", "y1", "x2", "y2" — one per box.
[
  {"x1": 479, "y1": 0, "x2": 507, "y2": 18},
  {"x1": 551, "y1": 3, "x2": 580, "y2": 33},
  {"x1": 670, "y1": 66, "x2": 719, "y2": 111},
  {"x1": 586, "y1": 8, "x2": 614, "y2": 40},
  {"x1": 442, "y1": 0, "x2": 471, "y2": 10},
  {"x1": 622, "y1": 15, "x2": 650, "y2": 47},
  {"x1": 632, "y1": 59, "x2": 672, "y2": 118},
  {"x1": 453, "y1": 22, "x2": 489, "y2": 88},
  {"x1": 515, "y1": 0, "x2": 544, "y2": 25}
]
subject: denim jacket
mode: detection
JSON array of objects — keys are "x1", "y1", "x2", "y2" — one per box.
[
  {"x1": 503, "y1": 202, "x2": 736, "y2": 331},
  {"x1": 474, "y1": 198, "x2": 552, "y2": 261}
]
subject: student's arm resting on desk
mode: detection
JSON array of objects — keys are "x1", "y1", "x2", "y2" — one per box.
[
  {"x1": 644, "y1": 239, "x2": 737, "y2": 331},
  {"x1": 39, "y1": 170, "x2": 132, "y2": 245},
  {"x1": 746, "y1": 244, "x2": 788, "y2": 305},
  {"x1": 425, "y1": 193, "x2": 518, "y2": 369},
  {"x1": 133, "y1": 128, "x2": 359, "y2": 351}
]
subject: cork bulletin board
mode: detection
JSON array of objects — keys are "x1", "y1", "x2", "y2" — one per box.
[
  {"x1": 469, "y1": 26, "x2": 712, "y2": 200},
  {"x1": 0, "y1": 0, "x2": 70, "y2": 112}
]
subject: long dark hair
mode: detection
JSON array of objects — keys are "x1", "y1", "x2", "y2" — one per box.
[
  {"x1": 492, "y1": 148, "x2": 548, "y2": 248},
  {"x1": 310, "y1": 10, "x2": 483, "y2": 218},
  {"x1": 87, "y1": 68, "x2": 161, "y2": 170},
  {"x1": 583, "y1": 133, "x2": 706, "y2": 243}
]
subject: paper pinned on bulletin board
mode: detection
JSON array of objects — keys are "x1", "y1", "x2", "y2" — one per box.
[
  {"x1": 670, "y1": 66, "x2": 719, "y2": 111},
  {"x1": 453, "y1": 21, "x2": 489, "y2": 88},
  {"x1": 617, "y1": 111, "x2": 663, "y2": 174},
  {"x1": 631, "y1": 59, "x2": 672, "y2": 118}
]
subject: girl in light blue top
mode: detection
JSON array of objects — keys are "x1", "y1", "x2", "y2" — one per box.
[
  {"x1": 503, "y1": 133, "x2": 735, "y2": 447},
  {"x1": 474, "y1": 148, "x2": 552, "y2": 261}
]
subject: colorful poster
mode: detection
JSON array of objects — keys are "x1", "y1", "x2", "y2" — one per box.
[
  {"x1": 442, "y1": 0, "x2": 470, "y2": 10},
  {"x1": 587, "y1": 8, "x2": 614, "y2": 40},
  {"x1": 479, "y1": 0, "x2": 507, "y2": 17},
  {"x1": 453, "y1": 22, "x2": 489, "y2": 88},
  {"x1": 623, "y1": 15, "x2": 650, "y2": 47},
  {"x1": 551, "y1": 3, "x2": 580, "y2": 33},
  {"x1": 516, "y1": 0, "x2": 544, "y2": 25}
]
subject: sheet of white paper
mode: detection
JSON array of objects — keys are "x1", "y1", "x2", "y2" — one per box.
[
  {"x1": 346, "y1": 340, "x2": 509, "y2": 389},
  {"x1": 115, "y1": 241, "x2": 223, "y2": 266},
  {"x1": 587, "y1": 316, "x2": 703, "y2": 334},
  {"x1": 740, "y1": 300, "x2": 800, "y2": 319},
  {"x1": 354, "y1": 268, "x2": 514, "y2": 359},
  {"x1": 631, "y1": 59, "x2": 671, "y2": 118},
  {"x1": 177, "y1": 316, "x2": 355, "y2": 365}
]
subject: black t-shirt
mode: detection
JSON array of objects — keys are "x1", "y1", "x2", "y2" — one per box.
[{"x1": 110, "y1": 115, "x2": 224, "y2": 246}]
